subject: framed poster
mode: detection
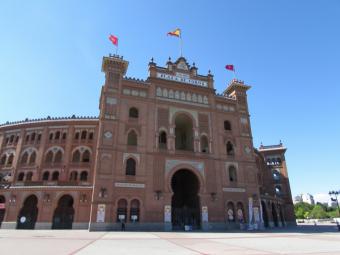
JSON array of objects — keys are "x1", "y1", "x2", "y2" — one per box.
[
  {"x1": 96, "y1": 204, "x2": 106, "y2": 223},
  {"x1": 164, "y1": 205, "x2": 171, "y2": 222}
]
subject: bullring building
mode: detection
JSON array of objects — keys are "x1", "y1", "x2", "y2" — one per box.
[{"x1": 0, "y1": 55, "x2": 295, "y2": 230}]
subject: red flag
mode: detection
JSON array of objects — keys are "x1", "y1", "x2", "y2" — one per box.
[
  {"x1": 225, "y1": 65, "x2": 234, "y2": 71},
  {"x1": 109, "y1": 34, "x2": 118, "y2": 46}
]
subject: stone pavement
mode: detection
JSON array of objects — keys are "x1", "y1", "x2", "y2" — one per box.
[{"x1": 0, "y1": 226, "x2": 340, "y2": 255}]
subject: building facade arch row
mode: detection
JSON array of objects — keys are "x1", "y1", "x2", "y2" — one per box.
[
  {"x1": 1, "y1": 149, "x2": 16, "y2": 157},
  {"x1": 52, "y1": 192, "x2": 76, "y2": 211},
  {"x1": 123, "y1": 154, "x2": 140, "y2": 165},
  {"x1": 71, "y1": 145, "x2": 92, "y2": 155},
  {"x1": 170, "y1": 110, "x2": 198, "y2": 128},
  {"x1": 166, "y1": 163, "x2": 205, "y2": 194},
  {"x1": 45, "y1": 146, "x2": 65, "y2": 155},
  {"x1": 20, "y1": 147, "x2": 38, "y2": 156},
  {"x1": 158, "y1": 126, "x2": 168, "y2": 134},
  {"x1": 125, "y1": 127, "x2": 140, "y2": 137}
]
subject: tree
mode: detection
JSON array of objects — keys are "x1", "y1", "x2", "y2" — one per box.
[
  {"x1": 309, "y1": 205, "x2": 329, "y2": 219},
  {"x1": 294, "y1": 202, "x2": 313, "y2": 219}
]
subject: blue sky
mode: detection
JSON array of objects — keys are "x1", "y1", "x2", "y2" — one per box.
[{"x1": 1, "y1": 1, "x2": 339, "y2": 196}]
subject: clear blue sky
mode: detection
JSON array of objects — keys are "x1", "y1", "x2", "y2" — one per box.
[{"x1": 1, "y1": 1, "x2": 339, "y2": 197}]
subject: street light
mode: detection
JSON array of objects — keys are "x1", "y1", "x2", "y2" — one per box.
[{"x1": 328, "y1": 190, "x2": 340, "y2": 231}]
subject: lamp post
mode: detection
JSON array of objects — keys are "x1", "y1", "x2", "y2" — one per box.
[{"x1": 328, "y1": 190, "x2": 340, "y2": 231}]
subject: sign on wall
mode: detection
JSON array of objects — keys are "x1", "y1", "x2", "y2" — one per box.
[
  {"x1": 156, "y1": 72, "x2": 208, "y2": 87},
  {"x1": 96, "y1": 204, "x2": 106, "y2": 223}
]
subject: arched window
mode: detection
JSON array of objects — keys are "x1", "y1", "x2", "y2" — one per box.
[
  {"x1": 82, "y1": 150, "x2": 90, "y2": 163},
  {"x1": 45, "y1": 151, "x2": 53, "y2": 163},
  {"x1": 29, "y1": 152, "x2": 36, "y2": 165},
  {"x1": 25, "y1": 134, "x2": 30, "y2": 142},
  {"x1": 226, "y1": 141, "x2": 234, "y2": 156},
  {"x1": 49, "y1": 133, "x2": 54, "y2": 140},
  {"x1": 15, "y1": 135, "x2": 19, "y2": 143},
  {"x1": 127, "y1": 130, "x2": 137, "y2": 146},
  {"x1": 88, "y1": 132, "x2": 94, "y2": 140},
  {"x1": 37, "y1": 134, "x2": 41, "y2": 141},
  {"x1": 159, "y1": 131, "x2": 167, "y2": 149},
  {"x1": 200, "y1": 135, "x2": 209, "y2": 153},
  {"x1": 17, "y1": 172, "x2": 25, "y2": 181},
  {"x1": 229, "y1": 166, "x2": 237, "y2": 182},
  {"x1": 42, "y1": 171, "x2": 50, "y2": 181},
  {"x1": 275, "y1": 185, "x2": 282, "y2": 195},
  {"x1": 273, "y1": 169, "x2": 280, "y2": 182},
  {"x1": 72, "y1": 150, "x2": 81, "y2": 162},
  {"x1": 62, "y1": 132, "x2": 67, "y2": 140},
  {"x1": 224, "y1": 120, "x2": 231, "y2": 131},
  {"x1": 126, "y1": 158, "x2": 136, "y2": 176},
  {"x1": 9, "y1": 135, "x2": 14, "y2": 143},
  {"x1": 52, "y1": 171, "x2": 59, "y2": 181},
  {"x1": 130, "y1": 199, "x2": 140, "y2": 222},
  {"x1": 0, "y1": 155, "x2": 6, "y2": 165},
  {"x1": 31, "y1": 133, "x2": 36, "y2": 141},
  {"x1": 26, "y1": 172, "x2": 33, "y2": 181},
  {"x1": 54, "y1": 150, "x2": 63, "y2": 163},
  {"x1": 7, "y1": 154, "x2": 14, "y2": 166},
  {"x1": 55, "y1": 131, "x2": 61, "y2": 140},
  {"x1": 20, "y1": 152, "x2": 29, "y2": 165},
  {"x1": 69, "y1": 171, "x2": 78, "y2": 181},
  {"x1": 80, "y1": 171, "x2": 88, "y2": 181},
  {"x1": 129, "y1": 107, "x2": 139, "y2": 118},
  {"x1": 116, "y1": 199, "x2": 127, "y2": 222},
  {"x1": 81, "y1": 130, "x2": 87, "y2": 140},
  {"x1": 74, "y1": 132, "x2": 80, "y2": 140}
]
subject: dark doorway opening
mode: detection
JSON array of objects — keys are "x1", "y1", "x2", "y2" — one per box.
[
  {"x1": 0, "y1": 195, "x2": 5, "y2": 227},
  {"x1": 272, "y1": 203, "x2": 279, "y2": 227},
  {"x1": 17, "y1": 195, "x2": 38, "y2": 229},
  {"x1": 52, "y1": 195, "x2": 74, "y2": 229},
  {"x1": 171, "y1": 169, "x2": 200, "y2": 230},
  {"x1": 261, "y1": 201, "x2": 269, "y2": 228}
]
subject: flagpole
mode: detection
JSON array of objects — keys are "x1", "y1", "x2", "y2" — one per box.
[{"x1": 180, "y1": 35, "x2": 183, "y2": 57}]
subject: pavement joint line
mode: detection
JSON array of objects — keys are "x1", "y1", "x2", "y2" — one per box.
[
  {"x1": 67, "y1": 232, "x2": 108, "y2": 255},
  {"x1": 207, "y1": 238, "x2": 282, "y2": 255},
  {"x1": 153, "y1": 233, "x2": 209, "y2": 255}
]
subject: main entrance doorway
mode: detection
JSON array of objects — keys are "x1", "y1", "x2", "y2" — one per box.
[
  {"x1": 52, "y1": 195, "x2": 74, "y2": 229},
  {"x1": 171, "y1": 169, "x2": 200, "y2": 230},
  {"x1": 17, "y1": 195, "x2": 38, "y2": 229}
]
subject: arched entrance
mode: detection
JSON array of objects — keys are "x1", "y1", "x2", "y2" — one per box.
[
  {"x1": 272, "y1": 203, "x2": 279, "y2": 227},
  {"x1": 0, "y1": 195, "x2": 5, "y2": 227},
  {"x1": 52, "y1": 195, "x2": 74, "y2": 229},
  {"x1": 171, "y1": 169, "x2": 200, "y2": 230},
  {"x1": 261, "y1": 201, "x2": 269, "y2": 228},
  {"x1": 17, "y1": 195, "x2": 38, "y2": 229},
  {"x1": 175, "y1": 114, "x2": 194, "y2": 151}
]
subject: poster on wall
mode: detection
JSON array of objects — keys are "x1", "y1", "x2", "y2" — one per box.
[
  {"x1": 202, "y1": 206, "x2": 208, "y2": 222},
  {"x1": 164, "y1": 205, "x2": 171, "y2": 222},
  {"x1": 96, "y1": 204, "x2": 106, "y2": 223}
]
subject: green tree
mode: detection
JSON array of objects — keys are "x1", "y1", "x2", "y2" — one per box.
[
  {"x1": 309, "y1": 205, "x2": 329, "y2": 219},
  {"x1": 294, "y1": 202, "x2": 313, "y2": 219}
]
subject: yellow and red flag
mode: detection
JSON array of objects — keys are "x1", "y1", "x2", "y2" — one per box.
[{"x1": 167, "y1": 28, "x2": 181, "y2": 37}]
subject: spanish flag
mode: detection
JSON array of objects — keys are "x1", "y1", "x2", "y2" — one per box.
[{"x1": 167, "y1": 28, "x2": 181, "y2": 37}]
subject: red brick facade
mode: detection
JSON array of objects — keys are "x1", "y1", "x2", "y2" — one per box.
[{"x1": 0, "y1": 55, "x2": 295, "y2": 230}]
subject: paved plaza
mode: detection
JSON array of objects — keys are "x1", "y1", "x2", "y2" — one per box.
[{"x1": 0, "y1": 225, "x2": 340, "y2": 255}]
